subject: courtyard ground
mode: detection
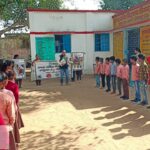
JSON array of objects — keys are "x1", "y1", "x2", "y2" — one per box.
[{"x1": 20, "y1": 76, "x2": 150, "y2": 150}]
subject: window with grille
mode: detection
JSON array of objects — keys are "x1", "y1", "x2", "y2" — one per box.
[
  {"x1": 55, "y1": 34, "x2": 71, "y2": 53},
  {"x1": 95, "y1": 33, "x2": 110, "y2": 52}
]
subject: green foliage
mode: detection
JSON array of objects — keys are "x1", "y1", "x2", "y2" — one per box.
[
  {"x1": 100, "y1": 0, "x2": 145, "y2": 10},
  {"x1": 0, "y1": 0, "x2": 64, "y2": 36}
]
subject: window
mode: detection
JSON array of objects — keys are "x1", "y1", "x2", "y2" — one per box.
[
  {"x1": 95, "y1": 33, "x2": 110, "y2": 52},
  {"x1": 55, "y1": 34, "x2": 71, "y2": 53}
]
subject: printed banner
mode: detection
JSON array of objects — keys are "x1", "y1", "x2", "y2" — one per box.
[
  {"x1": 13, "y1": 59, "x2": 26, "y2": 79},
  {"x1": 140, "y1": 26, "x2": 150, "y2": 57},
  {"x1": 35, "y1": 61, "x2": 60, "y2": 79}
]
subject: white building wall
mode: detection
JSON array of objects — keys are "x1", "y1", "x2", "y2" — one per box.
[
  {"x1": 29, "y1": 11, "x2": 115, "y2": 74},
  {"x1": 29, "y1": 12, "x2": 115, "y2": 32},
  {"x1": 86, "y1": 13, "x2": 114, "y2": 31}
]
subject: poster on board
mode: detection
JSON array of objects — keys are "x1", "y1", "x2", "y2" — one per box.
[
  {"x1": 71, "y1": 52, "x2": 85, "y2": 71},
  {"x1": 35, "y1": 61, "x2": 60, "y2": 80},
  {"x1": 13, "y1": 59, "x2": 26, "y2": 79}
]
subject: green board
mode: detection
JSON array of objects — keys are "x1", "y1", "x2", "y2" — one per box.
[{"x1": 36, "y1": 37, "x2": 55, "y2": 61}]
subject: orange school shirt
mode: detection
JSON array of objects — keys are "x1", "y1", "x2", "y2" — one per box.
[
  {"x1": 100, "y1": 63, "x2": 106, "y2": 74},
  {"x1": 105, "y1": 63, "x2": 111, "y2": 76},
  {"x1": 131, "y1": 63, "x2": 139, "y2": 81},
  {"x1": 117, "y1": 64, "x2": 123, "y2": 78},
  {"x1": 95, "y1": 62, "x2": 101, "y2": 74},
  {"x1": 121, "y1": 65, "x2": 129, "y2": 80}
]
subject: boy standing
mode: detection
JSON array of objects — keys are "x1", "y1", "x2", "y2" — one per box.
[
  {"x1": 138, "y1": 54, "x2": 149, "y2": 105},
  {"x1": 100, "y1": 58, "x2": 106, "y2": 89},
  {"x1": 115, "y1": 59, "x2": 123, "y2": 96},
  {"x1": 110, "y1": 56, "x2": 117, "y2": 94},
  {"x1": 105, "y1": 57, "x2": 111, "y2": 92},
  {"x1": 121, "y1": 59, "x2": 129, "y2": 100},
  {"x1": 130, "y1": 56, "x2": 141, "y2": 103},
  {"x1": 146, "y1": 56, "x2": 150, "y2": 108},
  {"x1": 95, "y1": 57, "x2": 101, "y2": 88}
]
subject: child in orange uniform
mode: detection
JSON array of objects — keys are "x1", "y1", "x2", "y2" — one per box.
[
  {"x1": 105, "y1": 57, "x2": 111, "y2": 92},
  {"x1": 95, "y1": 57, "x2": 101, "y2": 88},
  {"x1": 121, "y1": 59, "x2": 129, "y2": 100}
]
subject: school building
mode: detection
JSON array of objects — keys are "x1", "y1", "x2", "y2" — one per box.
[{"x1": 28, "y1": 0, "x2": 150, "y2": 74}]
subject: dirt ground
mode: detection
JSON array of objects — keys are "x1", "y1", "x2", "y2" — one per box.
[{"x1": 19, "y1": 76, "x2": 150, "y2": 150}]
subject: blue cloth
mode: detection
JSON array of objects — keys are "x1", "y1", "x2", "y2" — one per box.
[
  {"x1": 111, "y1": 75, "x2": 116, "y2": 92},
  {"x1": 95, "y1": 75, "x2": 100, "y2": 87},
  {"x1": 133, "y1": 81, "x2": 141, "y2": 101},
  {"x1": 60, "y1": 68, "x2": 69, "y2": 84},
  {"x1": 110, "y1": 62, "x2": 117, "y2": 76},
  {"x1": 139, "y1": 81, "x2": 148, "y2": 104},
  {"x1": 106, "y1": 75, "x2": 111, "y2": 91}
]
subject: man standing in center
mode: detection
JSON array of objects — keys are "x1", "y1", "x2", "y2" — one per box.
[{"x1": 59, "y1": 50, "x2": 69, "y2": 86}]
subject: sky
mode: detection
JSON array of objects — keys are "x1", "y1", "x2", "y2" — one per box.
[{"x1": 64, "y1": 0, "x2": 101, "y2": 10}]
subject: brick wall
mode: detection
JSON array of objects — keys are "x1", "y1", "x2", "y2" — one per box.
[{"x1": 0, "y1": 35, "x2": 30, "y2": 60}]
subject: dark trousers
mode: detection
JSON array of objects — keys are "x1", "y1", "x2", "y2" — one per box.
[
  {"x1": 122, "y1": 79, "x2": 129, "y2": 98},
  {"x1": 76, "y1": 70, "x2": 82, "y2": 80},
  {"x1": 111, "y1": 75, "x2": 116, "y2": 93},
  {"x1": 117, "y1": 77, "x2": 122, "y2": 95},
  {"x1": 106, "y1": 75, "x2": 111, "y2": 91},
  {"x1": 71, "y1": 71, "x2": 76, "y2": 82},
  {"x1": 36, "y1": 80, "x2": 41, "y2": 86},
  {"x1": 101, "y1": 74, "x2": 105, "y2": 88},
  {"x1": 15, "y1": 79, "x2": 22, "y2": 88}
]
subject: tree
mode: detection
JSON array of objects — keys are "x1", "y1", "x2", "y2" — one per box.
[
  {"x1": 100, "y1": 0, "x2": 145, "y2": 10},
  {"x1": 0, "y1": 0, "x2": 64, "y2": 37}
]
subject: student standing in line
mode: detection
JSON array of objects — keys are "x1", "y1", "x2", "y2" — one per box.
[
  {"x1": 100, "y1": 58, "x2": 106, "y2": 89},
  {"x1": 5, "y1": 71, "x2": 24, "y2": 130},
  {"x1": 120, "y1": 59, "x2": 129, "y2": 100},
  {"x1": 105, "y1": 57, "x2": 111, "y2": 92},
  {"x1": 1, "y1": 72, "x2": 20, "y2": 147},
  {"x1": 0, "y1": 72, "x2": 16, "y2": 150},
  {"x1": 32, "y1": 54, "x2": 41, "y2": 86},
  {"x1": 94, "y1": 57, "x2": 101, "y2": 88},
  {"x1": 146, "y1": 56, "x2": 150, "y2": 108},
  {"x1": 138, "y1": 54, "x2": 149, "y2": 106},
  {"x1": 115, "y1": 59, "x2": 123, "y2": 96},
  {"x1": 130, "y1": 56, "x2": 141, "y2": 103},
  {"x1": 110, "y1": 56, "x2": 117, "y2": 94}
]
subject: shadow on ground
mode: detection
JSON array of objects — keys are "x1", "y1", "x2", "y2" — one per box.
[
  {"x1": 20, "y1": 77, "x2": 150, "y2": 141},
  {"x1": 20, "y1": 126, "x2": 103, "y2": 150}
]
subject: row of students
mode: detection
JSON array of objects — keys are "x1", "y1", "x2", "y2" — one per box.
[
  {"x1": 0, "y1": 70, "x2": 24, "y2": 149},
  {"x1": 95, "y1": 54, "x2": 150, "y2": 107}
]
